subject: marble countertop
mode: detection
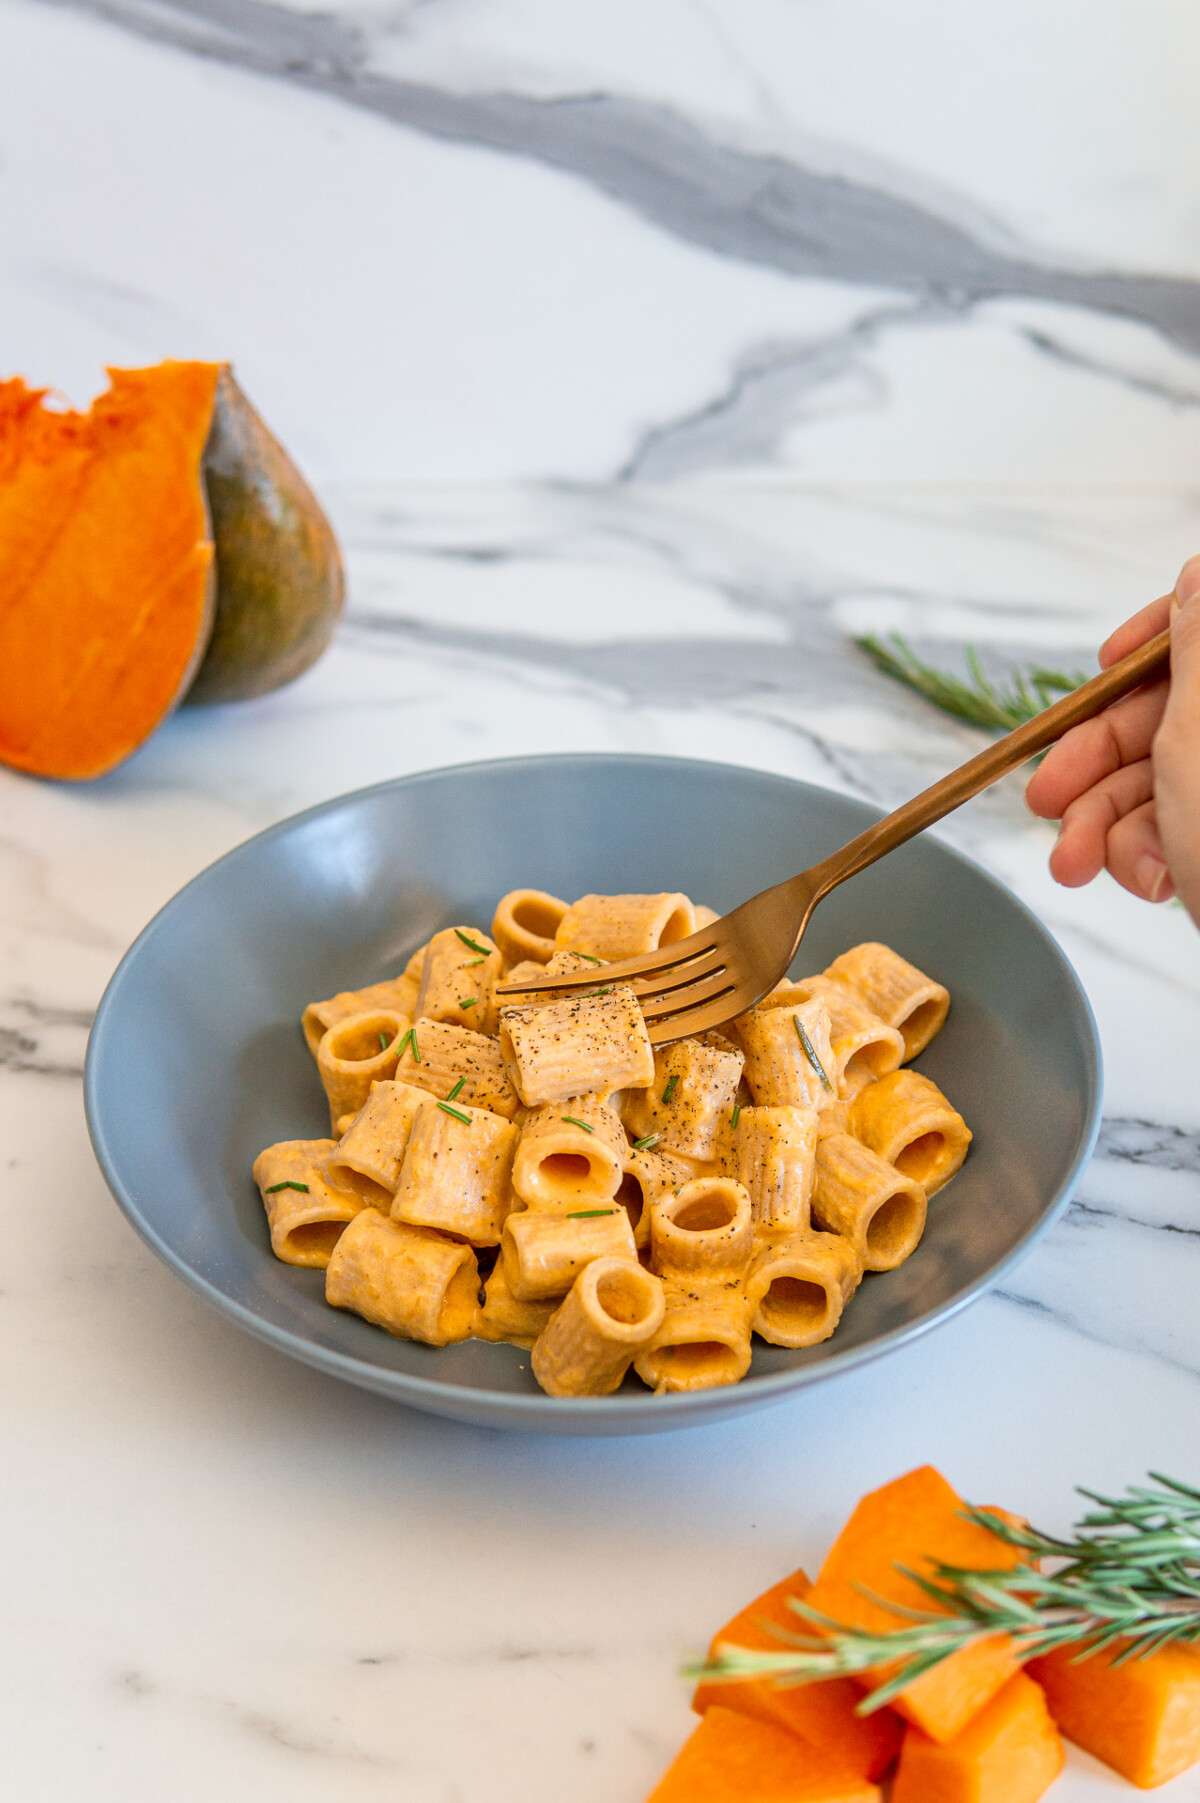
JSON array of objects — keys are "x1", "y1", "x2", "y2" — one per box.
[{"x1": 6, "y1": 4, "x2": 1200, "y2": 1798}]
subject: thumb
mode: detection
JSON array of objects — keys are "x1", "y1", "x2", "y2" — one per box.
[{"x1": 1151, "y1": 557, "x2": 1200, "y2": 923}]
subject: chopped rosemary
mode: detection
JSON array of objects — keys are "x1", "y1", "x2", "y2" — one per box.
[
  {"x1": 567, "y1": 1208, "x2": 616, "y2": 1219},
  {"x1": 690, "y1": 1474, "x2": 1200, "y2": 1712},
  {"x1": 378, "y1": 1031, "x2": 390, "y2": 1051},
  {"x1": 437, "y1": 1100, "x2": 473, "y2": 1125},
  {"x1": 455, "y1": 929, "x2": 493, "y2": 957},
  {"x1": 264, "y1": 1179, "x2": 309, "y2": 1194},
  {"x1": 633, "y1": 1132, "x2": 660, "y2": 1151},
  {"x1": 562, "y1": 1115, "x2": 595, "y2": 1133},
  {"x1": 459, "y1": 996, "x2": 477, "y2": 1009},
  {"x1": 794, "y1": 1015, "x2": 833, "y2": 1092},
  {"x1": 857, "y1": 632, "x2": 1087, "y2": 734},
  {"x1": 731, "y1": 1104, "x2": 741, "y2": 1130},
  {"x1": 466, "y1": 956, "x2": 487, "y2": 967},
  {"x1": 447, "y1": 1076, "x2": 466, "y2": 1101},
  {"x1": 662, "y1": 1074, "x2": 679, "y2": 1104},
  {"x1": 575, "y1": 952, "x2": 606, "y2": 964}
]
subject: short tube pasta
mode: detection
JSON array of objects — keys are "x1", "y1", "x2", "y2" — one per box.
[
  {"x1": 325, "y1": 1080, "x2": 429, "y2": 1205},
  {"x1": 760, "y1": 975, "x2": 905, "y2": 1100},
  {"x1": 623, "y1": 1033, "x2": 743, "y2": 1164},
  {"x1": 395, "y1": 1018, "x2": 520, "y2": 1119},
  {"x1": 812, "y1": 1132, "x2": 927, "y2": 1272},
  {"x1": 823, "y1": 942, "x2": 950, "y2": 1061},
  {"x1": 415, "y1": 925, "x2": 504, "y2": 1034},
  {"x1": 848, "y1": 1069, "x2": 972, "y2": 1197},
  {"x1": 554, "y1": 891, "x2": 695, "y2": 962},
  {"x1": 501, "y1": 1206, "x2": 637, "y2": 1301},
  {"x1": 499, "y1": 984, "x2": 654, "y2": 1106},
  {"x1": 615, "y1": 1143, "x2": 694, "y2": 1249},
  {"x1": 302, "y1": 976, "x2": 416, "y2": 1058},
  {"x1": 253, "y1": 1138, "x2": 367, "y2": 1267},
  {"x1": 475, "y1": 1257, "x2": 559, "y2": 1350},
  {"x1": 531, "y1": 1257, "x2": 666, "y2": 1396},
  {"x1": 491, "y1": 888, "x2": 568, "y2": 966},
  {"x1": 316, "y1": 1010, "x2": 408, "y2": 1126},
  {"x1": 633, "y1": 1282, "x2": 753, "y2": 1393},
  {"x1": 511, "y1": 1094, "x2": 627, "y2": 1210},
  {"x1": 736, "y1": 997, "x2": 839, "y2": 1115},
  {"x1": 746, "y1": 1230, "x2": 863, "y2": 1348},
  {"x1": 391, "y1": 1100, "x2": 518, "y2": 1245},
  {"x1": 325, "y1": 1210, "x2": 478, "y2": 1345},
  {"x1": 728, "y1": 1104, "x2": 817, "y2": 1230},
  {"x1": 650, "y1": 1178, "x2": 754, "y2": 1279}
]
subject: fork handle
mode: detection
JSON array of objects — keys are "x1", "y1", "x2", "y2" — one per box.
[{"x1": 811, "y1": 626, "x2": 1172, "y2": 899}]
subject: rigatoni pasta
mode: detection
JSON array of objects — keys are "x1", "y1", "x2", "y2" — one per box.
[{"x1": 257, "y1": 895, "x2": 970, "y2": 1399}]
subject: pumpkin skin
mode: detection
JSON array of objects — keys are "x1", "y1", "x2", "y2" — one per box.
[
  {"x1": 187, "y1": 366, "x2": 344, "y2": 704},
  {"x1": 0, "y1": 360, "x2": 343, "y2": 779}
]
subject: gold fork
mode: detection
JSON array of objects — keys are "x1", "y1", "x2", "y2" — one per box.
[{"x1": 497, "y1": 628, "x2": 1171, "y2": 1044}]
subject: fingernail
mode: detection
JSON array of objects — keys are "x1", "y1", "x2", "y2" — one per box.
[
  {"x1": 1175, "y1": 555, "x2": 1200, "y2": 609},
  {"x1": 1137, "y1": 856, "x2": 1172, "y2": 901}
]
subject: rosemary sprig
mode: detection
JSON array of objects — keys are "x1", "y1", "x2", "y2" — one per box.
[
  {"x1": 857, "y1": 632, "x2": 1086, "y2": 733},
  {"x1": 691, "y1": 1476, "x2": 1200, "y2": 1714}
]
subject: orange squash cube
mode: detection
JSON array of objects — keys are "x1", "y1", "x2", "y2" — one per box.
[
  {"x1": 1029, "y1": 1639, "x2": 1200, "y2": 1788},
  {"x1": 693, "y1": 1567, "x2": 901, "y2": 1779},
  {"x1": 645, "y1": 1705, "x2": 881, "y2": 1803},
  {"x1": 891, "y1": 1671, "x2": 1064, "y2": 1803},
  {"x1": 805, "y1": 1466, "x2": 1027, "y2": 1743}
]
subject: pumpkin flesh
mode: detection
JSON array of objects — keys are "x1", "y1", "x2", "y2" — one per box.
[{"x1": 0, "y1": 362, "x2": 219, "y2": 779}]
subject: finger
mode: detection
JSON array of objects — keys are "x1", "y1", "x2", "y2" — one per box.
[
  {"x1": 1099, "y1": 592, "x2": 1173, "y2": 668},
  {"x1": 1047, "y1": 758, "x2": 1155, "y2": 887},
  {"x1": 1152, "y1": 561, "x2": 1200, "y2": 920},
  {"x1": 1102, "y1": 799, "x2": 1175, "y2": 902},
  {"x1": 1024, "y1": 678, "x2": 1168, "y2": 819}
]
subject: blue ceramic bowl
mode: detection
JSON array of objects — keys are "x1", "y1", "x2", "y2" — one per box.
[{"x1": 85, "y1": 755, "x2": 1101, "y2": 1435}]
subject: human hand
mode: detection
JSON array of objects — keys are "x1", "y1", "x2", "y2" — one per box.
[{"x1": 1024, "y1": 556, "x2": 1200, "y2": 926}]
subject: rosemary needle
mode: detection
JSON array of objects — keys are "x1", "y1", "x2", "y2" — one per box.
[
  {"x1": 264, "y1": 1179, "x2": 309, "y2": 1194},
  {"x1": 731, "y1": 1104, "x2": 741, "y2": 1130},
  {"x1": 633, "y1": 1132, "x2": 660, "y2": 1152},
  {"x1": 447, "y1": 1077, "x2": 466, "y2": 1101},
  {"x1": 454, "y1": 929, "x2": 492, "y2": 957},
  {"x1": 662, "y1": 1074, "x2": 679, "y2": 1104},
  {"x1": 459, "y1": 997, "x2": 477, "y2": 1009},
  {"x1": 567, "y1": 1208, "x2": 616, "y2": 1219},
  {"x1": 561, "y1": 1115, "x2": 595, "y2": 1132},
  {"x1": 437, "y1": 1100, "x2": 473, "y2": 1125},
  {"x1": 575, "y1": 952, "x2": 606, "y2": 965},
  {"x1": 793, "y1": 1015, "x2": 833, "y2": 1092},
  {"x1": 378, "y1": 1031, "x2": 390, "y2": 1051}
]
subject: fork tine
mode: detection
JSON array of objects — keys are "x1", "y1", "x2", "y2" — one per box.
[
  {"x1": 646, "y1": 987, "x2": 749, "y2": 1045},
  {"x1": 495, "y1": 927, "x2": 720, "y2": 997},
  {"x1": 637, "y1": 963, "x2": 742, "y2": 1022}
]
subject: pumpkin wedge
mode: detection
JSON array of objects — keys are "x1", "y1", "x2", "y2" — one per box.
[{"x1": 0, "y1": 360, "x2": 343, "y2": 779}]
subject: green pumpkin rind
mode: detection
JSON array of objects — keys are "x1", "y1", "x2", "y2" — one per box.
[{"x1": 185, "y1": 367, "x2": 344, "y2": 705}]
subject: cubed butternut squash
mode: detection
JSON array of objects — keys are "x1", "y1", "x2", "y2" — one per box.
[
  {"x1": 805, "y1": 1466, "x2": 1027, "y2": 1743},
  {"x1": 891, "y1": 1671, "x2": 1063, "y2": 1803},
  {"x1": 1029, "y1": 1638, "x2": 1200, "y2": 1788},
  {"x1": 645, "y1": 1705, "x2": 881, "y2": 1803},
  {"x1": 692, "y1": 1567, "x2": 901, "y2": 1779}
]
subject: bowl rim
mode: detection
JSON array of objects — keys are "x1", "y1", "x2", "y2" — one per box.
[{"x1": 84, "y1": 751, "x2": 1103, "y2": 1430}]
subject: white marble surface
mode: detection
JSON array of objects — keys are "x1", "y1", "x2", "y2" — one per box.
[{"x1": 6, "y1": 3, "x2": 1200, "y2": 1797}]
